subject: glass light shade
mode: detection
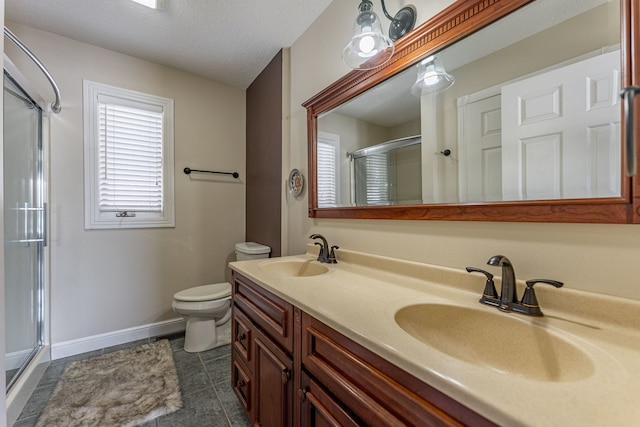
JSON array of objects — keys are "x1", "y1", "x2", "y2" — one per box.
[
  {"x1": 342, "y1": 2, "x2": 395, "y2": 70},
  {"x1": 410, "y1": 56, "x2": 455, "y2": 96}
]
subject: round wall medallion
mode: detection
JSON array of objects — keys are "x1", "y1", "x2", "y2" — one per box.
[{"x1": 288, "y1": 169, "x2": 304, "y2": 196}]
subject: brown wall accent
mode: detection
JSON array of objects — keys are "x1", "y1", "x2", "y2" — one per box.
[{"x1": 245, "y1": 50, "x2": 283, "y2": 257}]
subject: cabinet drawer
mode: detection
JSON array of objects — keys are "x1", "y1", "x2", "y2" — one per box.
[
  {"x1": 302, "y1": 313, "x2": 495, "y2": 427},
  {"x1": 232, "y1": 307, "x2": 253, "y2": 366},
  {"x1": 232, "y1": 355, "x2": 252, "y2": 415},
  {"x1": 232, "y1": 272, "x2": 294, "y2": 353},
  {"x1": 300, "y1": 371, "x2": 362, "y2": 427}
]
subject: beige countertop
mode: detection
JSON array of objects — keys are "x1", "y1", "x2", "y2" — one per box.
[{"x1": 229, "y1": 247, "x2": 640, "y2": 427}]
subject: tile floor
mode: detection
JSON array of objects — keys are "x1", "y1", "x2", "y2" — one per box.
[{"x1": 13, "y1": 333, "x2": 251, "y2": 427}]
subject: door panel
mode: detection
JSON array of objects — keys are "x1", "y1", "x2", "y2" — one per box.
[
  {"x1": 459, "y1": 94, "x2": 503, "y2": 202},
  {"x1": 502, "y1": 50, "x2": 621, "y2": 200}
]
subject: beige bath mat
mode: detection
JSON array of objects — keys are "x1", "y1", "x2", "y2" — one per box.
[{"x1": 36, "y1": 339, "x2": 182, "y2": 427}]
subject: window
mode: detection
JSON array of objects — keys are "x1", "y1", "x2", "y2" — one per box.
[
  {"x1": 317, "y1": 132, "x2": 340, "y2": 207},
  {"x1": 83, "y1": 81, "x2": 174, "y2": 229}
]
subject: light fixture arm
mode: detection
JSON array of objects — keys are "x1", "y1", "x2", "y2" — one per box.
[
  {"x1": 379, "y1": 0, "x2": 400, "y2": 27},
  {"x1": 378, "y1": 0, "x2": 417, "y2": 41}
]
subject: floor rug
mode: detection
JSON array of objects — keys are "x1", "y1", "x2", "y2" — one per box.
[{"x1": 36, "y1": 339, "x2": 182, "y2": 427}]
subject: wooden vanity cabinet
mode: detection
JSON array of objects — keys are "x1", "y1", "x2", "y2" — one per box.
[
  {"x1": 231, "y1": 272, "x2": 496, "y2": 427},
  {"x1": 299, "y1": 313, "x2": 496, "y2": 427},
  {"x1": 231, "y1": 271, "x2": 295, "y2": 427}
]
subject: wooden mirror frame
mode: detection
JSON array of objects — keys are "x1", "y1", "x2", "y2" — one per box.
[{"x1": 303, "y1": 0, "x2": 640, "y2": 224}]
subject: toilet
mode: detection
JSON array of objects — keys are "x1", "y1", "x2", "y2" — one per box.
[{"x1": 172, "y1": 242, "x2": 271, "y2": 353}]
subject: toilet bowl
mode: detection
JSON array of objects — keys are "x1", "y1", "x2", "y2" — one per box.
[
  {"x1": 172, "y1": 242, "x2": 271, "y2": 353},
  {"x1": 172, "y1": 283, "x2": 232, "y2": 353}
]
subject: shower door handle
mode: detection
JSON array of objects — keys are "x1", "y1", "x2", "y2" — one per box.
[
  {"x1": 14, "y1": 203, "x2": 46, "y2": 244},
  {"x1": 42, "y1": 202, "x2": 47, "y2": 247}
]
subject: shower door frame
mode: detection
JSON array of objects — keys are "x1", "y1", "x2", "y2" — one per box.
[{"x1": 3, "y1": 56, "x2": 51, "y2": 425}]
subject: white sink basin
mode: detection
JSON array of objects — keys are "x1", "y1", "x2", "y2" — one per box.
[
  {"x1": 259, "y1": 260, "x2": 329, "y2": 277},
  {"x1": 395, "y1": 303, "x2": 594, "y2": 382}
]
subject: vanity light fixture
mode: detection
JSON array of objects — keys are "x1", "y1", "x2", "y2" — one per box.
[
  {"x1": 130, "y1": 0, "x2": 164, "y2": 9},
  {"x1": 342, "y1": 0, "x2": 417, "y2": 70},
  {"x1": 410, "y1": 55, "x2": 455, "y2": 96}
]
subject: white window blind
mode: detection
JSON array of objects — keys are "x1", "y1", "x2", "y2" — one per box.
[
  {"x1": 317, "y1": 139, "x2": 338, "y2": 206},
  {"x1": 365, "y1": 153, "x2": 390, "y2": 205},
  {"x1": 354, "y1": 153, "x2": 391, "y2": 205},
  {"x1": 84, "y1": 80, "x2": 174, "y2": 229},
  {"x1": 98, "y1": 98, "x2": 164, "y2": 213}
]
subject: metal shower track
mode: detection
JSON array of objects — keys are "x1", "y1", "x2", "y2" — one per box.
[{"x1": 4, "y1": 27, "x2": 62, "y2": 113}]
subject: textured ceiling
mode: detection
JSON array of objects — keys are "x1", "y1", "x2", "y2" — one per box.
[{"x1": 5, "y1": 0, "x2": 333, "y2": 89}]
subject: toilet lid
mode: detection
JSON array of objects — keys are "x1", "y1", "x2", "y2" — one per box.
[{"x1": 174, "y1": 283, "x2": 231, "y2": 302}]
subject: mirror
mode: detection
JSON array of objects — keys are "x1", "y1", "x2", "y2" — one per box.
[{"x1": 305, "y1": 0, "x2": 639, "y2": 223}]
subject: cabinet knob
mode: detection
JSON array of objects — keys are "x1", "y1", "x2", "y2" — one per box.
[
  {"x1": 281, "y1": 369, "x2": 291, "y2": 384},
  {"x1": 297, "y1": 388, "x2": 308, "y2": 402},
  {"x1": 237, "y1": 332, "x2": 246, "y2": 341},
  {"x1": 237, "y1": 379, "x2": 246, "y2": 388}
]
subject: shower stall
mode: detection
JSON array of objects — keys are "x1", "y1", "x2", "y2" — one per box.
[
  {"x1": 3, "y1": 27, "x2": 60, "y2": 424},
  {"x1": 3, "y1": 67, "x2": 46, "y2": 391}
]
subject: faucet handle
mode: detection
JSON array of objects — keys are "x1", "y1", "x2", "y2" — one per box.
[
  {"x1": 521, "y1": 279, "x2": 564, "y2": 316},
  {"x1": 328, "y1": 246, "x2": 339, "y2": 263},
  {"x1": 466, "y1": 267, "x2": 498, "y2": 304}
]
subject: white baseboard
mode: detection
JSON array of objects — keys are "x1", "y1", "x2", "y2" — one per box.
[{"x1": 51, "y1": 318, "x2": 186, "y2": 360}]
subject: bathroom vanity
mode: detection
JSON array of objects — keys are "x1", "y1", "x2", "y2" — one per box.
[
  {"x1": 230, "y1": 248, "x2": 640, "y2": 427},
  {"x1": 230, "y1": 269, "x2": 491, "y2": 426}
]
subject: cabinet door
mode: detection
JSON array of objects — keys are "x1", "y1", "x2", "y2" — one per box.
[
  {"x1": 300, "y1": 371, "x2": 362, "y2": 427},
  {"x1": 254, "y1": 327, "x2": 294, "y2": 427}
]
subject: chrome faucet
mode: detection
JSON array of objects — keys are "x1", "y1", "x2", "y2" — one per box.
[
  {"x1": 309, "y1": 234, "x2": 337, "y2": 263},
  {"x1": 487, "y1": 255, "x2": 518, "y2": 312},
  {"x1": 467, "y1": 255, "x2": 564, "y2": 316}
]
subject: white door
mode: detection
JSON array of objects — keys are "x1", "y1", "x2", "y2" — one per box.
[
  {"x1": 458, "y1": 94, "x2": 503, "y2": 202},
  {"x1": 501, "y1": 50, "x2": 621, "y2": 200}
]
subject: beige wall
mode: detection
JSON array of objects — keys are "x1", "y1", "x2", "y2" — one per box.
[
  {"x1": 287, "y1": 0, "x2": 640, "y2": 301},
  {"x1": 5, "y1": 23, "x2": 246, "y2": 345}
]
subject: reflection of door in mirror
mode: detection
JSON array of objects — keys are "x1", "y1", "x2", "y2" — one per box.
[
  {"x1": 458, "y1": 94, "x2": 502, "y2": 202},
  {"x1": 458, "y1": 49, "x2": 620, "y2": 202},
  {"x1": 501, "y1": 50, "x2": 620, "y2": 201},
  {"x1": 452, "y1": 0, "x2": 621, "y2": 203}
]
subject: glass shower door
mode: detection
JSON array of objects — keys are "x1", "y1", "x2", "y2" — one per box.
[{"x1": 3, "y1": 72, "x2": 45, "y2": 390}]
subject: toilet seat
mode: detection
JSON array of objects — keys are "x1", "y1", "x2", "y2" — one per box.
[{"x1": 173, "y1": 283, "x2": 231, "y2": 302}]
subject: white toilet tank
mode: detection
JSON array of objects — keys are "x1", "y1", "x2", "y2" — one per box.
[{"x1": 235, "y1": 242, "x2": 271, "y2": 261}]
